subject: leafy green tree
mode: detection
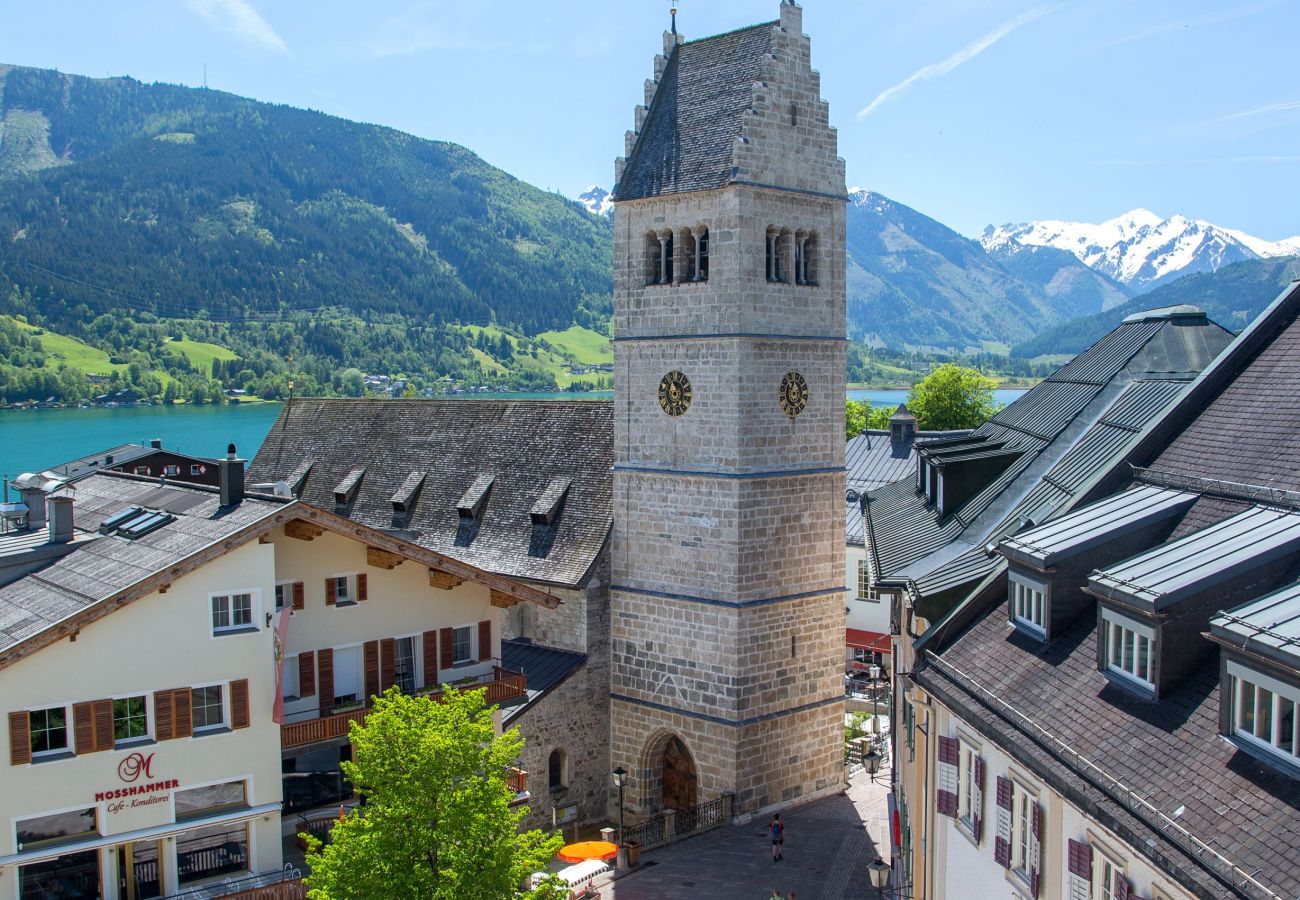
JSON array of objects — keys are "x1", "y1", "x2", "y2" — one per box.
[
  {"x1": 303, "y1": 688, "x2": 565, "y2": 900},
  {"x1": 865, "y1": 404, "x2": 895, "y2": 430},
  {"x1": 845, "y1": 398, "x2": 866, "y2": 440},
  {"x1": 907, "y1": 364, "x2": 1002, "y2": 430}
]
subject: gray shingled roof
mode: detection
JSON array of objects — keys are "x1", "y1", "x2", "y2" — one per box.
[
  {"x1": 615, "y1": 22, "x2": 775, "y2": 201},
  {"x1": 863, "y1": 310, "x2": 1232, "y2": 604},
  {"x1": 247, "y1": 399, "x2": 614, "y2": 588},
  {"x1": 0, "y1": 475, "x2": 284, "y2": 653}
]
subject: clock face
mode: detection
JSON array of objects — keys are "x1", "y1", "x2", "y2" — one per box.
[
  {"x1": 779, "y1": 371, "x2": 809, "y2": 418},
  {"x1": 658, "y1": 370, "x2": 692, "y2": 416}
]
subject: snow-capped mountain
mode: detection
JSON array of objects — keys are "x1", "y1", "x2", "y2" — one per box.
[
  {"x1": 577, "y1": 185, "x2": 614, "y2": 217},
  {"x1": 981, "y1": 210, "x2": 1300, "y2": 293}
]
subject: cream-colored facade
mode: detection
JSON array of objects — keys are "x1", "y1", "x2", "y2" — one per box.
[{"x1": 0, "y1": 540, "x2": 283, "y2": 899}]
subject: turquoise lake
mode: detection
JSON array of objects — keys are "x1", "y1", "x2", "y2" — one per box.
[{"x1": 0, "y1": 389, "x2": 1025, "y2": 481}]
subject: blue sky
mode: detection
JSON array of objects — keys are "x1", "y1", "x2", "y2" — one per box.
[{"x1": 2, "y1": 0, "x2": 1297, "y2": 239}]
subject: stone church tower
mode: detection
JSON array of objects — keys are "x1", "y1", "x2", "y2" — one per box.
[{"x1": 609, "y1": 2, "x2": 847, "y2": 818}]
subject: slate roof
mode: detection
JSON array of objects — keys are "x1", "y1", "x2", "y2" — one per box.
[
  {"x1": 615, "y1": 22, "x2": 775, "y2": 201},
  {"x1": 247, "y1": 399, "x2": 614, "y2": 588},
  {"x1": 500, "y1": 638, "x2": 587, "y2": 725},
  {"x1": 862, "y1": 308, "x2": 1232, "y2": 609},
  {"x1": 0, "y1": 474, "x2": 284, "y2": 654},
  {"x1": 845, "y1": 427, "x2": 969, "y2": 546}
]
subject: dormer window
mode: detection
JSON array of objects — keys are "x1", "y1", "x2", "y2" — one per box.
[
  {"x1": 1009, "y1": 574, "x2": 1046, "y2": 637},
  {"x1": 1226, "y1": 662, "x2": 1298, "y2": 766},
  {"x1": 1100, "y1": 609, "x2": 1154, "y2": 691}
]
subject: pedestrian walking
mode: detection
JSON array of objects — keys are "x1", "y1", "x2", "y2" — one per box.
[
  {"x1": 770, "y1": 812, "x2": 785, "y2": 861},
  {"x1": 768, "y1": 890, "x2": 783, "y2": 900}
]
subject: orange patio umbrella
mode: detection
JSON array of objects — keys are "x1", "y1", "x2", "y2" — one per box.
[{"x1": 557, "y1": 841, "x2": 619, "y2": 863}]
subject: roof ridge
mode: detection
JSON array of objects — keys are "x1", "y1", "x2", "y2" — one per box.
[{"x1": 682, "y1": 19, "x2": 779, "y2": 45}]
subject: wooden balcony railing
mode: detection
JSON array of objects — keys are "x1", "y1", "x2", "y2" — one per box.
[
  {"x1": 508, "y1": 767, "x2": 528, "y2": 796},
  {"x1": 281, "y1": 666, "x2": 528, "y2": 750}
]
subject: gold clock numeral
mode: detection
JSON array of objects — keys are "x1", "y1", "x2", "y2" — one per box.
[
  {"x1": 780, "y1": 371, "x2": 809, "y2": 418},
  {"x1": 659, "y1": 371, "x2": 692, "y2": 416}
]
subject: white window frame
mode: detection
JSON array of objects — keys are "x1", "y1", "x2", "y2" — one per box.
[
  {"x1": 190, "y1": 464, "x2": 203, "y2": 476},
  {"x1": 27, "y1": 704, "x2": 71, "y2": 759},
  {"x1": 190, "y1": 683, "x2": 226, "y2": 734},
  {"x1": 163, "y1": 464, "x2": 180, "y2": 477},
  {"x1": 330, "y1": 572, "x2": 361, "y2": 608},
  {"x1": 111, "y1": 693, "x2": 151, "y2": 747},
  {"x1": 956, "y1": 731, "x2": 981, "y2": 842},
  {"x1": 393, "y1": 633, "x2": 420, "y2": 694},
  {"x1": 282, "y1": 655, "x2": 300, "y2": 700},
  {"x1": 1101, "y1": 608, "x2": 1155, "y2": 690},
  {"x1": 452, "y1": 623, "x2": 476, "y2": 665},
  {"x1": 210, "y1": 589, "x2": 259, "y2": 636},
  {"x1": 1226, "y1": 659, "x2": 1300, "y2": 765},
  {"x1": 1009, "y1": 572, "x2": 1046, "y2": 637},
  {"x1": 1010, "y1": 780, "x2": 1035, "y2": 882},
  {"x1": 856, "y1": 559, "x2": 877, "y2": 601},
  {"x1": 273, "y1": 580, "x2": 296, "y2": 612},
  {"x1": 1092, "y1": 844, "x2": 1126, "y2": 900}
]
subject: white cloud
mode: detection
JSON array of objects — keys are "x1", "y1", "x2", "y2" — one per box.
[
  {"x1": 1095, "y1": 156, "x2": 1300, "y2": 166},
  {"x1": 857, "y1": 5, "x2": 1056, "y2": 119},
  {"x1": 187, "y1": 0, "x2": 288, "y2": 54},
  {"x1": 1103, "y1": 0, "x2": 1283, "y2": 48},
  {"x1": 1220, "y1": 100, "x2": 1300, "y2": 122}
]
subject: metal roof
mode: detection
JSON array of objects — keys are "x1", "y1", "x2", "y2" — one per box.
[
  {"x1": 999, "y1": 485, "x2": 1198, "y2": 569},
  {"x1": 500, "y1": 638, "x2": 587, "y2": 725},
  {"x1": 1210, "y1": 583, "x2": 1300, "y2": 673},
  {"x1": 1087, "y1": 506, "x2": 1300, "y2": 611}
]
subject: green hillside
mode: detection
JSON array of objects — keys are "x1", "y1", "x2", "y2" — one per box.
[{"x1": 0, "y1": 63, "x2": 613, "y2": 403}]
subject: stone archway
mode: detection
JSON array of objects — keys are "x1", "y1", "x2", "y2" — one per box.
[{"x1": 660, "y1": 735, "x2": 698, "y2": 813}]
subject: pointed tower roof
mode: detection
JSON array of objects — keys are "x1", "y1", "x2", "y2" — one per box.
[
  {"x1": 891, "y1": 404, "x2": 917, "y2": 422},
  {"x1": 615, "y1": 21, "x2": 776, "y2": 201}
]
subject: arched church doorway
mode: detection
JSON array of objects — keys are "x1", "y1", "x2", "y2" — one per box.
[{"x1": 661, "y1": 735, "x2": 698, "y2": 812}]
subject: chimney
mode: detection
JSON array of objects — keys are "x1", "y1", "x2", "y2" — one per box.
[
  {"x1": 18, "y1": 485, "x2": 48, "y2": 531},
  {"x1": 47, "y1": 495, "x2": 75, "y2": 544},
  {"x1": 219, "y1": 443, "x2": 245, "y2": 507},
  {"x1": 150, "y1": 438, "x2": 162, "y2": 449},
  {"x1": 890, "y1": 405, "x2": 918, "y2": 448}
]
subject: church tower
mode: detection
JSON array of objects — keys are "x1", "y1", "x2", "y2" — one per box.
[{"x1": 609, "y1": 2, "x2": 847, "y2": 818}]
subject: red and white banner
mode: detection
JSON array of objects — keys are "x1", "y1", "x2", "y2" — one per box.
[{"x1": 272, "y1": 607, "x2": 292, "y2": 724}]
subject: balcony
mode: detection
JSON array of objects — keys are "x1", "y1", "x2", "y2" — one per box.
[{"x1": 281, "y1": 665, "x2": 528, "y2": 750}]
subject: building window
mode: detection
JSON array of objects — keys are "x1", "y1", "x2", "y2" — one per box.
[
  {"x1": 548, "y1": 748, "x2": 568, "y2": 791},
  {"x1": 16, "y1": 807, "x2": 97, "y2": 850},
  {"x1": 647, "y1": 231, "x2": 673, "y2": 285},
  {"x1": 19, "y1": 849, "x2": 101, "y2": 897},
  {"x1": 190, "y1": 464, "x2": 203, "y2": 476},
  {"x1": 211, "y1": 593, "x2": 254, "y2": 634},
  {"x1": 191, "y1": 685, "x2": 224, "y2": 732},
  {"x1": 1102, "y1": 611, "x2": 1154, "y2": 689},
  {"x1": 163, "y1": 464, "x2": 180, "y2": 477},
  {"x1": 1010, "y1": 577, "x2": 1045, "y2": 635},
  {"x1": 29, "y1": 706, "x2": 68, "y2": 757},
  {"x1": 275, "y1": 583, "x2": 288, "y2": 610},
  {"x1": 856, "y1": 560, "x2": 876, "y2": 601},
  {"x1": 175, "y1": 781, "x2": 247, "y2": 820},
  {"x1": 1094, "y1": 849, "x2": 1126, "y2": 900},
  {"x1": 334, "y1": 576, "x2": 353, "y2": 605},
  {"x1": 1012, "y1": 785, "x2": 1033, "y2": 878},
  {"x1": 697, "y1": 228, "x2": 709, "y2": 281},
  {"x1": 177, "y1": 821, "x2": 249, "y2": 886},
  {"x1": 394, "y1": 636, "x2": 417, "y2": 694},
  {"x1": 996, "y1": 776, "x2": 1040, "y2": 889},
  {"x1": 282, "y1": 658, "x2": 300, "y2": 700},
  {"x1": 1227, "y1": 661, "x2": 1300, "y2": 765},
  {"x1": 452, "y1": 626, "x2": 474, "y2": 665},
  {"x1": 113, "y1": 696, "x2": 149, "y2": 744},
  {"x1": 957, "y1": 742, "x2": 982, "y2": 841}
]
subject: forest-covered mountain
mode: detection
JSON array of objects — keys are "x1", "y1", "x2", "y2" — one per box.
[
  {"x1": 0, "y1": 63, "x2": 613, "y2": 402},
  {"x1": 1010, "y1": 256, "x2": 1300, "y2": 358}
]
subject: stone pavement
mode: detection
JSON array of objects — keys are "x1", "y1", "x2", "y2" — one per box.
[{"x1": 597, "y1": 769, "x2": 892, "y2": 900}]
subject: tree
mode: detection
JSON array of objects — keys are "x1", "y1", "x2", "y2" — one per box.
[
  {"x1": 865, "y1": 404, "x2": 894, "y2": 431},
  {"x1": 845, "y1": 398, "x2": 866, "y2": 440},
  {"x1": 906, "y1": 363, "x2": 1002, "y2": 430},
  {"x1": 303, "y1": 688, "x2": 566, "y2": 900}
]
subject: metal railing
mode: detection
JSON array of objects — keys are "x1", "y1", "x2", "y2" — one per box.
[
  {"x1": 621, "y1": 793, "x2": 734, "y2": 853},
  {"x1": 620, "y1": 815, "x2": 665, "y2": 849},
  {"x1": 173, "y1": 865, "x2": 304, "y2": 900},
  {"x1": 1132, "y1": 466, "x2": 1300, "y2": 512},
  {"x1": 925, "y1": 651, "x2": 1283, "y2": 900},
  {"x1": 281, "y1": 665, "x2": 527, "y2": 749},
  {"x1": 675, "y1": 793, "x2": 732, "y2": 836}
]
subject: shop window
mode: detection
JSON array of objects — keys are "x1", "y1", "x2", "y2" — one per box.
[
  {"x1": 29, "y1": 706, "x2": 68, "y2": 758},
  {"x1": 211, "y1": 592, "x2": 254, "y2": 635},
  {"x1": 191, "y1": 685, "x2": 225, "y2": 733},
  {"x1": 113, "y1": 696, "x2": 149, "y2": 745},
  {"x1": 20, "y1": 848, "x2": 101, "y2": 898},
  {"x1": 175, "y1": 780, "x2": 248, "y2": 821},
  {"x1": 176, "y1": 821, "x2": 249, "y2": 886},
  {"x1": 16, "y1": 807, "x2": 98, "y2": 851}
]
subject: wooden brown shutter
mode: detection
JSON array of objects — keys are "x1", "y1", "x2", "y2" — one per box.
[
  {"x1": 325, "y1": 577, "x2": 337, "y2": 606},
  {"x1": 1067, "y1": 839, "x2": 1092, "y2": 900},
  {"x1": 298, "y1": 651, "x2": 316, "y2": 697},
  {"x1": 1029, "y1": 801, "x2": 1043, "y2": 897},
  {"x1": 154, "y1": 691, "x2": 175, "y2": 741},
  {"x1": 73, "y1": 702, "x2": 95, "y2": 755},
  {"x1": 9, "y1": 711, "x2": 31, "y2": 765},
  {"x1": 478, "y1": 620, "x2": 492, "y2": 662},
  {"x1": 1115, "y1": 877, "x2": 1131, "y2": 900},
  {"x1": 318, "y1": 648, "x2": 334, "y2": 713},
  {"x1": 93, "y1": 700, "x2": 114, "y2": 752},
  {"x1": 357, "y1": 573, "x2": 368, "y2": 602},
  {"x1": 292, "y1": 581, "x2": 305, "y2": 610},
  {"x1": 422, "y1": 631, "x2": 439, "y2": 688},
  {"x1": 972, "y1": 755, "x2": 985, "y2": 843},
  {"x1": 935, "y1": 735, "x2": 959, "y2": 817},
  {"x1": 993, "y1": 776, "x2": 1013, "y2": 868},
  {"x1": 364, "y1": 641, "x2": 380, "y2": 699},
  {"x1": 380, "y1": 638, "x2": 396, "y2": 691},
  {"x1": 172, "y1": 688, "x2": 192, "y2": 738},
  {"x1": 440, "y1": 627, "x2": 454, "y2": 670},
  {"x1": 231, "y1": 679, "x2": 250, "y2": 729}
]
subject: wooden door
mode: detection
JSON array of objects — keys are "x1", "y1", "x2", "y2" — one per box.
[{"x1": 661, "y1": 736, "x2": 697, "y2": 812}]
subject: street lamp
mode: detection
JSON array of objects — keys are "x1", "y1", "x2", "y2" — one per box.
[
  {"x1": 869, "y1": 663, "x2": 882, "y2": 733},
  {"x1": 867, "y1": 856, "x2": 891, "y2": 895},
  {"x1": 611, "y1": 766, "x2": 627, "y2": 845},
  {"x1": 863, "y1": 747, "x2": 882, "y2": 782}
]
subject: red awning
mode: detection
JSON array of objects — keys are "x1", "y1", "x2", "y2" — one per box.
[{"x1": 846, "y1": 628, "x2": 891, "y2": 654}]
